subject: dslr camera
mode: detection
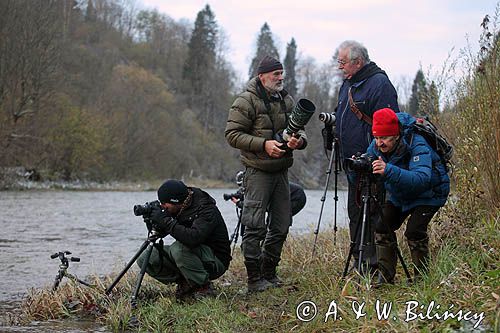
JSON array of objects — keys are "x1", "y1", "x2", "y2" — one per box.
[
  {"x1": 346, "y1": 153, "x2": 375, "y2": 173},
  {"x1": 223, "y1": 189, "x2": 244, "y2": 202},
  {"x1": 223, "y1": 171, "x2": 245, "y2": 207},
  {"x1": 133, "y1": 200, "x2": 161, "y2": 218}
]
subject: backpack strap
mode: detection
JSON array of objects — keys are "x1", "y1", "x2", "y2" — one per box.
[
  {"x1": 348, "y1": 87, "x2": 372, "y2": 125},
  {"x1": 408, "y1": 131, "x2": 445, "y2": 171}
]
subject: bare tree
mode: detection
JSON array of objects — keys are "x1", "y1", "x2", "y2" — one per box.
[{"x1": 0, "y1": 0, "x2": 63, "y2": 157}]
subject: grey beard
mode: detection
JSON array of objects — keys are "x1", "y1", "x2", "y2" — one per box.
[{"x1": 265, "y1": 82, "x2": 284, "y2": 93}]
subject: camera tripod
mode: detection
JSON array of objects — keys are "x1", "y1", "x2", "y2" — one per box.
[
  {"x1": 312, "y1": 133, "x2": 341, "y2": 256},
  {"x1": 342, "y1": 173, "x2": 412, "y2": 283},
  {"x1": 229, "y1": 204, "x2": 243, "y2": 254},
  {"x1": 51, "y1": 251, "x2": 93, "y2": 291},
  {"x1": 105, "y1": 225, "x2": 165, "y2": 309}
]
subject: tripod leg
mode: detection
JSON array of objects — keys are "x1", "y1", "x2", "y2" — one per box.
[
  {"x1": 52, "y1": 271, "x2": 63, "y2": 291},
  {"x1": 342, "y1": 238, "x2": 357, "y2": 277},
  {"x1": 231, "y1": 208, "x2": 242, "y2": 243},
  {"x1": 395, "y1": 245, "x2": 412, "y2": 282},
  {"x1": 357, "y1": 194, "x2": 370, "y2": 274},
  {"x1": 231, "y1": 219, "x2": 241, "y2": 254},
  {"x1": 105, "y1": 240, "x2": 150, "y2": 295},
  {"x1": 342, "y1": 209, "x2": 363, "y2": 277},
  {"x1": 65, "y1": 273, "x2": 94, "y2": 288},
  {"x1": 332, "y1": 139, "x2": 340, "y2": 246},
  {"x1": 312, "y1": 146, "x2": 335, "y2": 256},
  {"x1": 131, "y1": 241, "x2": 155, "y2": 309}
]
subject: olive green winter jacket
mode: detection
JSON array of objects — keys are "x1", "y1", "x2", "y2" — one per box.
[{"x1": 225, "y1": 77, "x2": 307, "y2": 172}]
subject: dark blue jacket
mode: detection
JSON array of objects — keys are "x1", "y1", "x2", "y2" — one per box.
[
  {"x1": 336, "y1": 62, "x2": 399, "y2": 161},
  {"x1": 366, "y1": 113, "x2": 450, "y2": 212}
]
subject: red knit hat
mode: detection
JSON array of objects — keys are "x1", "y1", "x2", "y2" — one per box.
[{"x1": 372, "y1": 108, "x2": 399, "y2": 136}]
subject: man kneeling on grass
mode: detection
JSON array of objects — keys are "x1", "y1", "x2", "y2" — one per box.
[{"x1": 137, "y1": 179, "x2": 232, "y2": 300}]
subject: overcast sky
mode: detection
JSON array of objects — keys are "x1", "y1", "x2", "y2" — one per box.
[{"x1": 140, "y1": 0, "x2": 498, "y2": 83}]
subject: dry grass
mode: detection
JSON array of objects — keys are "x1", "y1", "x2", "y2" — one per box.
[{"x1": 14, "y1": 222, "x2": 498, "y2": 332}]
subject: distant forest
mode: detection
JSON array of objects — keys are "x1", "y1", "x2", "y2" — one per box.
[{"x1": 0, "y1": 0, "x2": 439, "y2": 187}]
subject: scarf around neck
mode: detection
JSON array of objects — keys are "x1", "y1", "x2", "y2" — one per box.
[{"x1": 348, "y1": 61, "x2": 387, "y2": 84}]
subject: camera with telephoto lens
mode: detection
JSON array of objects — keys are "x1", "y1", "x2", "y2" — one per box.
[
  {"x1": 346, "y1": 153, "x2": 375, "y2": 173},
  {"x1": 223, "y1": 189, "x2": 244, "y2": 201},
  {"x1": 319, "y1": 112, "x2": 336, "y2": 125},
  {"x1": 281, "y1": 98, "x2": 316, "y2": 141},
  {"x1": 133, "y1": 200, "x2": 161, "y2": 217},
  {"x1": 223, "y1": 170, "x2": 245, "y2": 207}
]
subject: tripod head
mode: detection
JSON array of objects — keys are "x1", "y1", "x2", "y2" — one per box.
[
  {"x1": 51, "y1": 250, "x2": 93, "y2": 291},
  {"x1": 51, "y1": 251, "x2": 80, "y2": 270},
  {"x1": 145, "y1": 222, "x2": 166, "y2": 240}
]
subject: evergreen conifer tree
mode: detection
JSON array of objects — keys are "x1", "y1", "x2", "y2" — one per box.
[
  {"x1": 283, "y1": 38, "x2": 298, "y2": 97},
  {"x1": 248, "y1": 23, "x2": 279, "y2": 79}
]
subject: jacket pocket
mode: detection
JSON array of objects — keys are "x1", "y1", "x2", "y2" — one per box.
[{"x1": 241, "y1": 199, "x2": 265, "y2": 228}]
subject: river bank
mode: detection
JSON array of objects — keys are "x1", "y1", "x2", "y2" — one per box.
[
  {"x1": 0, "y1": 188, "x2": 350, "y2": 332},
  {"x1": 11, "y1": 227, "x2": 498, "y2": 333},
  {"x1": 1, "y1": 188, "x2": 497, "y2": 331},
  {"x1": 0, "y1": 167, "x2": 236, "y2": 191}
]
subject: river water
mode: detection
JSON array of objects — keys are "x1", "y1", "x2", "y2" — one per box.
[{"x1": 0, "y1": 188, "x2": 348, "y2": 331}]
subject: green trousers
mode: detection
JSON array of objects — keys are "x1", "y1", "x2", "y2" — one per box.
[
  {"x1": 241, "y1": 167, "x2": 291, "y2": 263},
  {"x1": 136, "y1": 241, "x2": 226, "y2": 287}
]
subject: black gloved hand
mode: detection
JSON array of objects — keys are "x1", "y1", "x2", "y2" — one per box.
[
  {"x1": 150, "y1": 207, "x2": 176, "y2": 237},
  {"x1": 321, "y1": 124, "x2": 334, "y2": 151}
]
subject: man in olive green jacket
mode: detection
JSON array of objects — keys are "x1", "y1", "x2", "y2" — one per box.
[{"x1": 225, "y1": 56, "x2": 307, "y2": 293}]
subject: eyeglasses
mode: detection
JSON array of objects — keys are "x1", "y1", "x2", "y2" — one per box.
[
  {"x1": 337, "y1": 58, "x2": 358, "y2": 66},
  {"x1": 337, "y1": 59, "x2": 348, "y2": 66}
]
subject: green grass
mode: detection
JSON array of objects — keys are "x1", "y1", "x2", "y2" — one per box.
[{"x1": 17, "y1": 220, "x2": 499, "y2": 332}]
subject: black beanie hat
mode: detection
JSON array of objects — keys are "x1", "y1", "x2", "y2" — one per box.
[
  {"x1": 257, "y1": 55, "x2": 283, "y2": 74},
  {"x1": 157, "y1": 180, "x2": 188, "y2": 204}
]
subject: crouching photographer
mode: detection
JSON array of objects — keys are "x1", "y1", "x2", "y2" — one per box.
[
  {"x1": 137, "y1": 179, "x2": 232, "y2": 300},
  {"x1": 366, "y1": 108, "x2": 450, "y2": 286}
]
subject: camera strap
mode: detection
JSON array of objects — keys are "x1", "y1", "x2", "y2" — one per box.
[
  {"x1": 256, "y1": 79, "x2": 289, "y2": 136},
  {"x1": 348, "y1": 87, "x2": 372, "y2": 125}
]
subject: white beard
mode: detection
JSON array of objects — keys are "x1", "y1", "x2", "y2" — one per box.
[{"x1": 264, "y1": 80, "x2": 284, "y2": 93}]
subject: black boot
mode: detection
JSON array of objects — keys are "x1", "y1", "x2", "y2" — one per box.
[
  {"x1": 374, "y1": 233, "x2": 397, "y2": 287},
  {"x1": 407, "y1": 237, "x2": 429, "y2": 279},
  {"x1": 261, "y1": 255, "x2": 283, "y2": 287},
  {"x1": 245, "y1": 260, "x2": 272, "y2": 293}
]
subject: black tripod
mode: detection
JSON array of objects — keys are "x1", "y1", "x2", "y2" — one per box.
[
  {"x1": 51, "y1": 251, "x2": 93, "y2": 291},
  {"x1": 312, "y1": 134, "x2": 341, "y2": 256},
  {"x1": 229, "y1": 203, "x2": 243, "y2": 254},
  {"x1": 105, "y1": 226, "x2": 164, "y2": 309},
  {"x1": 342, "y1": 173, "x2": 412, "y2": 282}
]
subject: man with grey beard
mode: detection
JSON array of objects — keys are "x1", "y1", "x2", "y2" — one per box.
[{"x1": 225, "y1": 56, "x2": 307, "y2": 293}]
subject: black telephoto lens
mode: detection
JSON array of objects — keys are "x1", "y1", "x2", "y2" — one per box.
[
  {"x1": 133, "y1": 201, "x2": 160, "y2": 217},
  {"x1": 133, "y1": 204, "x2": 147, "y2": 216}
]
